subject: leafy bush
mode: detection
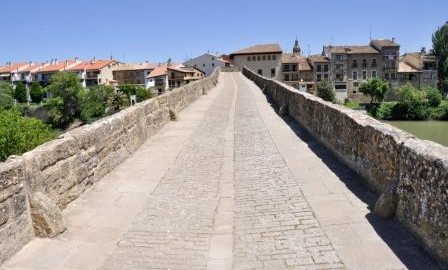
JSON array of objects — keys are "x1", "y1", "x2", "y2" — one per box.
[
  {"x1": 391, "y1": 102, "x2": 430, "y2": 120},
  {"x1": 14, "y1": 82, "x2": 27, "y2": 103},
  {"x1": 0, "y1": 109, "x2": 56, "y2": 161},
  {"x1": 119, "y1": 84, "x2": 152, "y2": 103},
  {"x1": 30, "y1": 82, "x2": 44, "y2": 103},
  {"x1": 45, "y1": 96, "x2": 65, "y2": 127},
  {"x1": 0, "y1": 94, "x2": 14, "y2": 109},
  {"x1": 135, "y1": 86, "x2": 151, "y2": 101},
  {"x1": 0, "y1": 81, "x2": 14, "y2": 109},
  {"x1": 387, "y1": 84, "x2": 430, "y2": 120},
  {"x1": 430, "y1": 100, "x2": 448, "y2": 120},
  {"x1": 423, "y1": 86, "x2": 443, "y2": 107},
  {"x1": 316, "y1": 81, "x2": 335, "y2": 102},
  {"x1": 80, "y1": 85, "x2": 114, "y2": 123},
  {"x1": 44, "y1": 72, "x2": 84, "y2": 128},
  {"x1": 368, "y1": 102, "x2": 397, "y2": 120}
]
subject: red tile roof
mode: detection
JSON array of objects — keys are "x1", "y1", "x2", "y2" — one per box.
[
  {"x1": 0, "y1": 62, "x2": 29, "y2": 73},
  {"x1": 21, "y1": 63, "x2": 46, "y2": 73},
  {"x1": 398, "y1": 61, "x2": 421, "y2": 73},
  {"x1": 38, "y1": 59, "x2": 77, "y2": 73},
  {"x1": 147, "y1": 66, "x2": 168, "y2": 78},
  {"x1": 147, "y1": 64, "x2": 183, "y2": 78},
  {"x1": 68, "y1": 60, "x2": 115, "y2": 71}
]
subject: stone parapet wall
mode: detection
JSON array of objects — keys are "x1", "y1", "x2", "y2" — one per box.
[
  {"x1": 242, "y1": 66, "x2": 448, "y2": 264},
  {"x1": 0, "y1": 157, "x2": 34, "y2": 264},
  {"x1": 221, "y1": 66, "x2": 242, "y2": 72},
  {"x1": 0, "y1": 68, "x2": 220, "y2": 264}
]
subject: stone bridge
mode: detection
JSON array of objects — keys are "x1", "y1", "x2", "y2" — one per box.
[{"x1": 0, "y1": 69, "x2": 447, "y2": 269}]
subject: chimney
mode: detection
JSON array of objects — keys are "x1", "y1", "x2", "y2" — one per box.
[
  {"x1": 91, "y1": 56, "x2": 96, "y2": 64},
  {"x1": 392, "y1": 37, "x2": 395, "y2": 43},
  {"x1": 420, "y1": 47, "x2": 426, "y2": 54},
  {"x1": 75, "y1": 57, "x2": 80, "y2": 63},
  {"x1": 55, "y1": 59, "x2": 58, "y2": 65}
]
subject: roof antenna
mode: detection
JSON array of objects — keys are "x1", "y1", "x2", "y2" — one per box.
[
  {"x1": 307, "y1": 44, "x2": 311, "y2": 56},
  {"x1": 369, "y1": 23, "x2": 372, "y2": 41}
]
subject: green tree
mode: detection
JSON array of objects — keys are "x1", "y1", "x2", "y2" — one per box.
[
  {"x1": 119, "y1": 84, "x2": 152, "y2": 103},
  {"x1": 432, "y1": 21, "x2": 448, "y2": 96},
  {"x1": 423, "y1": 86, "x2": 443, "y2": 107},
  {"x1": 359, "y1": 78, "x2": 389, "y2": 103},
  {"x1": 80, "y1": 85, "x2": 114, "y2": 123},
  {"x1": 0, "y1": 81, "x2": 14, "y2": 109},
  {"x1": 0, "y1": 108, "x2": 56, "y2": 161},
  {"x1": 30, "y1": 82, "x2": 44, "y2": 103},
  {"x1": 44, "y1": 72, "x2": 84, "y2": 128},
  {"x1": 14, "y1": 82, "x2": 27, "y2": 103},
  {"x1": 394, "y1": 84, "x2": 430, "y2": 120},
  {"x1": 316, "y1": 81, "x2": 336, "y2": 102},
  {"x1": 108, "y1": 92, "x2": 128, "y2": 112}
]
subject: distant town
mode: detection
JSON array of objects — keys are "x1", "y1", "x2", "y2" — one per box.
[{"x1": 0, "y1": 37, "x2": 439, "y2": 102}]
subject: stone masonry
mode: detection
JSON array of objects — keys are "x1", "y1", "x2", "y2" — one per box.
[
  {"x1": 99, "y1": 72, "x2": 234, "y2": 270},
  {"x1": 1, "y1": 71, "x2": 441, "y2": 270},
  {"x1": 233, "y1": 74, "x2": 343, "y2": 269},
  {"x1": 0, "y1": 68, "x2": 220, "y2": 264},
  {"x1": 243, "y1": 66, "x2": 448, "y2": 265}
]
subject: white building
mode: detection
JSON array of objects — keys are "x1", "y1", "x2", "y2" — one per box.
[{"x1": 184, "y1": 53, "x2": 230, "y2": 77}]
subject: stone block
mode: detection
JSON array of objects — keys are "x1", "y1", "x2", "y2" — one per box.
[{"x1": 29, "y1": 192, "x2": 66, "y2": 238}]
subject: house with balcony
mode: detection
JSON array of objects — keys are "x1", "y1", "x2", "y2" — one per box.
[
  {"x1": 112, "y1": 63, "x2": 158, "y2": 88},
  {"x1": 34, "y1": 59, "x2": 79, "y2": 86},
  {"x1": 321, "y1": 38, "x2": 400, "y2": 102},
  {"x1": 398, "y1": 49, "x2": 438, "y2": 89},
  {"x1": 370, "y1": 39, "x2": 400, "y2": 88},
  {"x1": 167, "y1": 66, "x2": 204, "y2": 89},
  {"x1": 0, "y1": 62, "x2": 29, "y2": 83},
  {"x1": 308, "y1": 54, "x2": 331, "y2": 94},
  {"x1": 146, "y1": 64, "x2": 204, "y2": 95},
  {"x1": 67, "y1": 58, "x2": 118, "y2": 88}
]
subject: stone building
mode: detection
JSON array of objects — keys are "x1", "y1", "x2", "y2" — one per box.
[
  {"x1": 67, "y1": 58, "x2": 118, "y2": 88},
  {"x1": 398, "y1": 49, "x2": 438, "y2": 89},
  {"x1": 112, "y1": 63, "x2": 158, "y2": 88},
  {"x1": 229, "y1": 44, "x2": 283, "y2": 79},
  {"x1": 281, "y1": 39, "x2": 314, "y2": 92},
  {"x1": 322, "y1": 39, "x2": 400, "y2": 102},
  {"x1": 167, "y1": 66, "x2": 204, "y2": 88},
  {"x1": 146, "y1": 64, "x2": 204, "y2": 94}
]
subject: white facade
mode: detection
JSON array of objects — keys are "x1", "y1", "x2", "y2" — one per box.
[{"x1": 184, "y1": 53, "x2": 227, "y2": 77}]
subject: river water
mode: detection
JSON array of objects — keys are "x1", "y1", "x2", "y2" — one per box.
[{"x1": 383, "y1": 120, "x2": 448, "y2": 147}]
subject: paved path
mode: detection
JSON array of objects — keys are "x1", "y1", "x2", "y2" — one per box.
[{"x1": 2, "y1": 73, "x2": 438, "y2": 270}]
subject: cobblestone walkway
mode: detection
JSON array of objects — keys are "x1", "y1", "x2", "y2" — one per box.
[
  {"x1": 100, "y1": 74, "x2": 236, "y2": 270},
  {"x1": 232, "y1": 74, "x2": 343, "y2": 270},
  {"x1": 2, "y1": 72, "x2": 438, "y2": 270}
]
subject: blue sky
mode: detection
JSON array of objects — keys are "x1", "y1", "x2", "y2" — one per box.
[{"x1": 1, "y1": 0, "x2": 447, "y2": 64}]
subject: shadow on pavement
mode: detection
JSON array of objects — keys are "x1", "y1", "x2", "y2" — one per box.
[{"x1": 265, "y1": 97, "x2": 444, "y2": 270}]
